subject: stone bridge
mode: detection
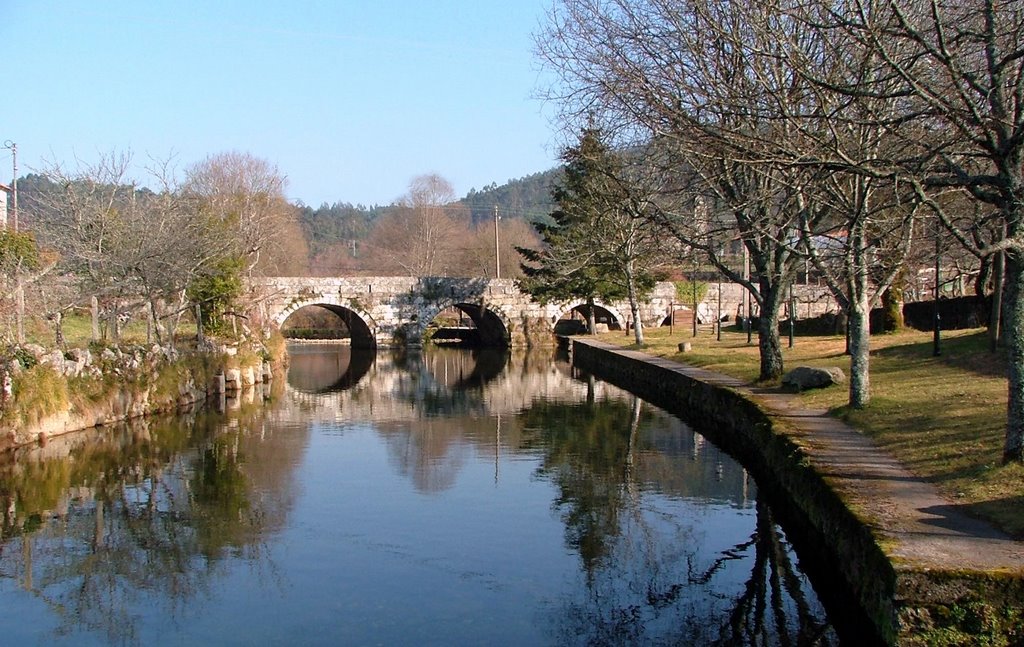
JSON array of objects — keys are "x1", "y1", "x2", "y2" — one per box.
[{"x1": 245, "y1": 276, "x2": 678, "y2": 348}]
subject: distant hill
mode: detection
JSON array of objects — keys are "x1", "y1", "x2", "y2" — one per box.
[
  {"x1": 459, "y1": 168, "x2": 561, "y2": 225},
  {"x1": 297, "y1": 201, "x2": 390, "y2": 257}
]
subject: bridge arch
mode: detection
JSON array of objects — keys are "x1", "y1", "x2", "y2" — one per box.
[
  {"x1": 274, "y1": 297, "x2": 378, "y2": 349},
  {"x1": 419, "y1": 300, "x2": 512, "y2": 348},
  {"x1": 552, "y1": 301, "x2": 626, "y2": 332}
]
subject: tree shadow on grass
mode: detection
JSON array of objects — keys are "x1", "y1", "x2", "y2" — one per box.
[
  {"x1": 963, "y1": 496, "x2": 1024, "y2": 539},
  {"x1": 872, "y1": 330, "x2": 1006, "y2": 379}
]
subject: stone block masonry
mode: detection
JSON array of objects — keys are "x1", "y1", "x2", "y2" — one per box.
[{"x1": 246, "y1": 276, "x2": 837, "y2": 348}]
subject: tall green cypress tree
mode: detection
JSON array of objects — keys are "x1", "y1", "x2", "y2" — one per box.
[{"x1": 518, "y1": 127, "x2": 662, "y2": 339}]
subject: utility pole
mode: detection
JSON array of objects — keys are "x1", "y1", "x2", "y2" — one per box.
[
  {"x1": 494, "y1": 205, "x2": 500, "y2": 279},
  {"x1": 3, "y1": 141, "x2": 15, "y2": 232}
]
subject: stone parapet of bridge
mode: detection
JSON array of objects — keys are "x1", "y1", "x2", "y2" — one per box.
[
  {"x1": 243, "y1": 276, "x2": 836, "y2": 348},
  {"x1": 245, "y1": 276, "x2": 677, "y2": 348}
]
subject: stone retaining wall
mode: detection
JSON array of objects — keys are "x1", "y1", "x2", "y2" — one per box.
[
  {"x1": 0, "y1": 344, "x2": 276, "y2": 450},
  {"x1": 571, "y1": 338, "x2": 1024, "y2": 645},
  {"x1": 570, "y1": 338, "x2": 897, "y2": 644}
]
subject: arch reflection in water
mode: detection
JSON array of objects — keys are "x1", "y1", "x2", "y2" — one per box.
[
  {"x1": 422, "y1": 347, "x2": 509, "y2": 390},
  {"x1": 285, "y1": 343, "x2": 375, "y2": 393}
]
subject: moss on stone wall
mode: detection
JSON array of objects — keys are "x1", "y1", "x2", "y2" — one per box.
[{"x1": 0, "y1": 340, "x2": 270, "y2": 449}]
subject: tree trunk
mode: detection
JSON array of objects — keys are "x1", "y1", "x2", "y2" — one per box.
[
  {"x1": 848, "y1": 299, "x2": 871, "y2": 408},
  {"x1": 757, "y1": 308, "x2": 784, "y2": 381},
  {"x1": 627, "y1": 270, "x2": 644, "y2": 345},
  {"x1": 1003, "y1": 256, "x2": 1024, "y2": 463},
  {"x1": 586, "y1": 296, "x2": 596, "y2": 335},
  {"x1": 990, "y1": 249, "x2": 1004, "y2": 353},
  {"x1": 91, "y1": 296, "x2": 100, "y2": 342},
  {"x1": 196, "y1": 303, "x2": 205, "y2": 345},
  {"x1": 149, "y1": 299, "x2": 164, "y2": 346},
  {"x1": 108, "y1": 302, "x2": 121, "y2": 343}
]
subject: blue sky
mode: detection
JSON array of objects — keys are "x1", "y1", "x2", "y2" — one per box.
[{"x1": 2, "y1": 1, "x2": 560, "y2": 206}]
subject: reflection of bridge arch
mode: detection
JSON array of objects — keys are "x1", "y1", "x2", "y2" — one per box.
[
  {"x1": 424, "y1": 348, "x2": 509, "y2": 390},
  {"x1": 420, "y1": 300, "x2": 512, "y2": 348},
  {"x1": 553, "y1": 302, "x2": 626, "y2": 331},
  {"x1": 286, "y1": 345, "x2": 375, "y2": 394},
  {"x1": 275, "y1": 298, "x2": 377, "y2": 349}
]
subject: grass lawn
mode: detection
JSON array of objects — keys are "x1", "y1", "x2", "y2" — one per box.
[
  {"x1": 597, "y1": 324, "x2": 1024, "y2": 538},
  {"x1": 23, "y1": 313, "x2": 198, "y2": 349}
]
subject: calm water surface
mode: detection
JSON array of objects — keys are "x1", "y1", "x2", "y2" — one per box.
[{"x1": 0, "y1": 346, "x2": 842, "y2": 645}]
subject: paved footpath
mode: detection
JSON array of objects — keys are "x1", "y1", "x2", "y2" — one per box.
[{"x1": 601, "y1": 342, "x2": 1024, "y2": 574}]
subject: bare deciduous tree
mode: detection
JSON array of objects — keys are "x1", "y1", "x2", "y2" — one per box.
[
  {"x1": 537, "y1": 0, "x2": 816, "y2": 379},
  {"x1": 33, "y1": 153, "x2": 216, "y2": 343},
  {"x1": 365, "y1": 174, "x2": 464, "y2": 276},
  {"x1": 185, "y1": 151, "x2": 301, "y2": 277},
  {"x1": 804, "y1": 0, "x2": 1024, "y2": 461}
]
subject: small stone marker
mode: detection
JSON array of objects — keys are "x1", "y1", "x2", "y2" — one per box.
[{"x1": 678, "y1": 342, "x2": 693, "y2": 352}]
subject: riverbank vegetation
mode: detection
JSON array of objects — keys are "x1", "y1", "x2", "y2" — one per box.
[{"x1": 598, "y1": 325, "x2": 1024, "y2": 538}]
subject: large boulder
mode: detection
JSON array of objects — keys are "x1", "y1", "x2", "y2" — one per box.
[{"x1": 782, "y1": 366, "x2": 846, "y2": 391}]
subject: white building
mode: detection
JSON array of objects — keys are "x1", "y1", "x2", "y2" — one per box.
[{"x1": 0, "y1": 183, "x2": 8, "y2": 229}]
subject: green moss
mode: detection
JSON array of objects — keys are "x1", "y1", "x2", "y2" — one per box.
[{"x1": 902, "y1": 598, "x2": 1022, "y2": 646}]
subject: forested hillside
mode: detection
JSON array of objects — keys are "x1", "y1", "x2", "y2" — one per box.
[
  {"x1": 297, "y1": 202, "x2": 390, "y2": 259},
  {"x1": 296, "y1": 169, "x2": 558, "y2": 275},
  {"x1": 460, "y1": 168, "x2": 560, "y2": 224}
]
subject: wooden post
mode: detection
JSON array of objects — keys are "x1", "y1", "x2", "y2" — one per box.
[
  {"x1": 692, "y1": 279, "x2": 698, "y2": 337},
  {"x1": 15, "y1": 278, "x2": 24, "y2": 344},
  {"x1": 196, "y1": 303, "x2": 204, "y2": 344},
  {"x1": 717, "y1": 278, "x2": 722, "y2": 341},
  {"x1": 91, "y1": 296, "x2": 100, "y2": 342},
  {"x1": 54, "y1": 312, "x2": 64, "y2": 348}
]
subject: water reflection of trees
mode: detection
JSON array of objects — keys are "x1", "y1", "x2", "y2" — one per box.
[
  {"x1": 548, "y1": 493, "x2": 837, "y2": 646},
  {"x1": 377, "y1": 421, "x2": 467, "y2": 493},
  {"x1": 707, "y1": 499, "x2": 834, "y2": 646},
  {"x1": 522, "y1": 396, "x2": 836, "y2": 646},
  {"x1": 0, "y1": 405, "x2": 304, "y2": 644},
  {"x1": 521, "y1": 396, "x2": 645, "y2": 574}
]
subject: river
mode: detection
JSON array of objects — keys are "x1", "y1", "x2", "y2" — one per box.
[{"x1": 0, "y1": 345, "x2": 851, "y2": 645}]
